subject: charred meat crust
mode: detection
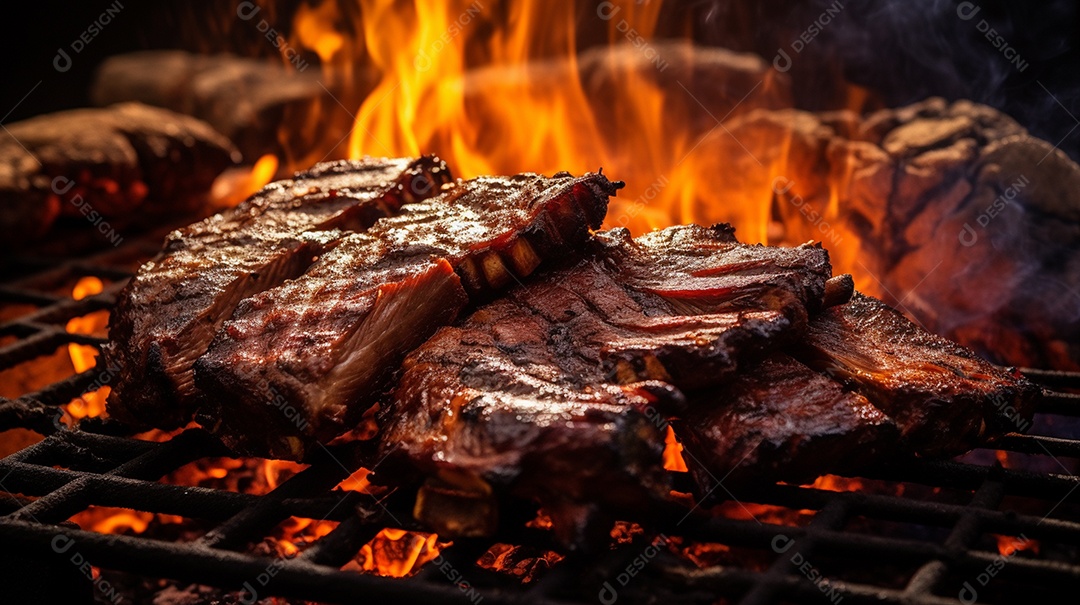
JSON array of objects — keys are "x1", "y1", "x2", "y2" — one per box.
[
  {"x1": 791, "y1": 292, "x2": 1041, "y2": 456},
  {"x1": 105, "y1": 156, "x2": 451, "y2": 429},
  {"x1": 675, "y1": 353, "x2": 899, "y2": 489},
  {"x1": 194, "y1": 171, "x2": 621, "y2": 460},
  {"x1": 379, "y1": 298, "x2": 672, "y2": 544},
  {"x1": 379, "y1": 224, "x2": 833, "y2": 540}
]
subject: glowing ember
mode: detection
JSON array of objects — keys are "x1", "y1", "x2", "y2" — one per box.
[
  {"x1": 808, "y1": 474, "x2": 868, "y2": 493},
  {"x1": 611, "y1": 520, "x2": 645, "y2": 545},
  {"x1": 525, "y1": 510, "x2": 553, "y2": 530},
  {"x1": 667, "y1": 535, "x2": 771, "y2": 571},
  {"x1": 710, "y1": 502, "x2": 815, "y2": 528},
  {"x1": 72, "y1": 506, "x2": 177, "y2": 535},
  {"x1": 676, "y1": 540, "x2": 731, "y2": 568},
  {"x1": 270, "y1": 517, "x2": 339, "y2": 557},
  {"x1": 335, "y1": 467, "x2": 374, "y2": 493},
  {"x1": 66, "y1": 276, "x2": 106, "y2": 373},
  {"x1": 161, "y1": 458, "x2": 307, "y2": 496},
  {"x1": 996, "y1": 534, "x2": 1039, "y2": 557},
  {"x1": 346, "y1": 528, "x2": 446, "y2": 577},
  {"x1": 65, "y1": 276, "x2": 110, "y2": 423},
  {"x1": 476, "y1": 543, "x2": 565, "y2": 583}
]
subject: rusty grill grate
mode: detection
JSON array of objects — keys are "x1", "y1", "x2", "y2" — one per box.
[{"x1": 1, "y1": 229, "x2": 1079, "y2": 605}]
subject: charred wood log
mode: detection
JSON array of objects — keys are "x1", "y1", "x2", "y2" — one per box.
[
  {"x1": 90, "y1": 51, "x2": 347, "y2": 162},
  {"x1": 696, "y1": 98, "x2": 1080, "y2": 369},
  {"x1": 0, "y1": 103, "x2": 239, "y2": 246}
]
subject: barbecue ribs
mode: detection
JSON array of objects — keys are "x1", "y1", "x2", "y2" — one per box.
[
  {"x1": 791, "y1": 292, "x2": 1041, "y2": 456},
  {"x1": 195, "y1": 171, "x2": 621, "y2": 459},
  {"x1": 105, "y1": 156, "x2": 451, "y2": 429},
  {"x1": 675, "y1": 352, "x2": 898, "y2": 488},
  {"x1": 674, "y1": 293, "x2": 1039, "y2": 490},
  {"x1": 380, "y1": 225, "x2": 833, "y2": 540}
]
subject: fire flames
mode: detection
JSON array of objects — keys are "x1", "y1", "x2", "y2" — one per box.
[
  {"x1": 282, "y1": 1, "x2": 866, "y2": 273},
  {"x1": 334, "y1": 0, "x2": 725, "y2": 233},
  {"x1": 346, "y1": 528, "x2": 445, "y2": 577},
  {"x1": 211, "y1": 153, "x2": 280, "y2": 208},
  {"x1": 32, "y1": 2, "x2": 1053, "y2": 594}
]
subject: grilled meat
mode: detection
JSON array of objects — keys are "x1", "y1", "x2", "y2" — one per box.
[
  {"x1": 675, "y1": 353, "x2": 898, "y2": 489},
  {"x1": 105, "y1": 156, "x2": 451, "y2": 429},
  {"x1": 592, "y1": 225, "x2": 831, "y2": 388},
  {"x1": 792, "y1": 293, "x2": 1041, "y2": 456},
  {"x1": 195, "y1": 172, "x2": 621, "y2": 460},
  {"x1": 380, "y1": 225, "x2": 832, "y2": 540},
  {"x1": 384, "y1": 301, "x2": 673, "y2": 545}
]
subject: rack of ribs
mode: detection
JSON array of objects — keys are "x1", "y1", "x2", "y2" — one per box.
[
  {"x1": 105, "y1": 157, "x2": 452, "y2": 430},
  {"x1": 194, "y1": 171, "x2": 622, "y2": 459},
  {"x1": 790, "y1": 292, "x2": 1041, "y2": 457},
  {"x1": 380, "y1": 225, "x2": 833, "y2": 542},
  {"x1": 676, "y1": 293, "x2": 1040, "y2": 496}
]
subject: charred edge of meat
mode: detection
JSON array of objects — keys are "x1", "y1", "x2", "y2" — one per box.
[
  {"x1": 822, "y1": 274, "x2": 855, "y2": 308},
  {"x1": 674, "y1": 353, "x2": 899, "y2": 491},
  {"x1": 320, "y1": 156, "x2": 454, "y2": 232},
  {"x1": 598, "y1": 224, "x2": 832, "y2": 322},
  {"x1": 792, "y1": 293, "x2": 1042, "y2": 457},
  {"x1": 455, "y1": 172, "x2": 622, "y2": 298},
  {"x1": 196, "y1": 258, "x2": 468, "y2": 461},
  {"x1": 109, "y1": 236, "x2": 326, "y2": 430},
  {"x1": 601, "y1": 310, "x2": 796, "y2": 391}
]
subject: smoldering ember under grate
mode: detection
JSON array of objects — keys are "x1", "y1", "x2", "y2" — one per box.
[{"x1": 2, "y1": 1, "x2": 1079, "y2": 604}]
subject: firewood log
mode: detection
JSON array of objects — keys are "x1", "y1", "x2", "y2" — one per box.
[
  {"x1": 91, "y1": 51, "x2": 341, "y2": 161},
  {"x1": 695, "y1": 98, "x2": 1080, "y2": 369},
  {"x1": 0, "y1": 103, "x2": 239, "y2": 245}
]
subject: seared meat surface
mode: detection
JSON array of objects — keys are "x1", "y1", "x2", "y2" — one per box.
[
  {"x1": 675, "y1": 353, "x2": 898, "y2": 489},
  {"x1": 195, "y1": 172, "x2": 620, "y2": 459},
  {"x1": 792, "y1": 293, "x2": 1040, "y2": 456},
  {"x1": 592, "y1": 225, "x2": 831, "y2": 389},
  {"x1": 105, "y1": 156, "x2": 450, "y2": 429},
  {"x1": 380, "y1": 225, "x2": 833, "y2": 540}
]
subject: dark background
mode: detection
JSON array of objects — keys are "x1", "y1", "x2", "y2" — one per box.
[{"x1": 3, "y1": 0, "x2": 1079, "y2": 160}]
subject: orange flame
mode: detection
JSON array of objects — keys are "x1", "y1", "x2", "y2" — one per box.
[
  {"x1": 662, "y1": 425, "x2": 688, "y2": 472},
  {"x1": 336, "y1": 467, "x2": 374, "y2": 492},
  {"x1": 273, "y1": 517, "x2": 339, "y2": 557},
  {"x1": 308, "y1": 1, "x2": 719, "y2": 237},
  {"x1": 210, "y1": 153, "x2": 279, "y2": 208},
  {"x1": 809, "y1": 474, "x2": 868, "y2": 493},
  {"x1": 73, "y1": 507, "x2": 155, "y2": 534},
  {"x1": 346, "y1": 528, "x2": 445, "y2": 577}
]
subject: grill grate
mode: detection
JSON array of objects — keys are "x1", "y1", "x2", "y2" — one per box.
[{"x1": 1, "y1": 229, "x2": 1078, "y2": 605}]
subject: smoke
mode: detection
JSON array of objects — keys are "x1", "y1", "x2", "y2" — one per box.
[{"x1": 687, "y1": 0, "x2": 1080, "y2": 161}]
